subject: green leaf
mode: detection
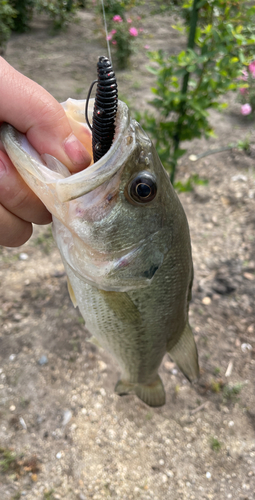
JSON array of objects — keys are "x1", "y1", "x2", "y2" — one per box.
[{"x1": 172, "y1": 24, "x2": 184, "y2": 33}]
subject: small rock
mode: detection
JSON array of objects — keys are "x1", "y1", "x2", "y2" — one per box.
[
  {"x1": 206, "y1": 472, "x2": 211, "y2": 479},
  {"x1": 241, "y1": 343, "x2": 252, "y2": 353},
  {"x1": 56, "y1": 452, "x2": 62, "y2": 459},
  {"x1": 243, "y1": 272, "x2": 254, "y2": 281},
  {"x1": 38, "y1": 355, "x2": 48, "y2": 366},
  {"x1": 13, "y1": 314, "x2": 23, "y2": 322},
  {"x1": 98, "y1": 360, "x2": 107, "y2": 372},
  {"x1": 19, "y1": 253, "x2": 29, "y2": 261},
  {"x1": 62, "y1": 410, "x2": 72, "y2": 426},
  {"x1": 19, "y1": 417, "x2": 27, "y2": 430},
  {"x1": 78, "y1": 494, "x2": 87, "y2": 500},
  {"x1": 166, "y1": 470, "x2": 174, "y2": 478},
  {"x1": 231, "y1": 174, "x2": 247, "y2": 182},
  {"x1": 9, "y1": 354, "x2": 16, "y2": 361},
  {"x1": 164, "y1": 361, "x2": 175, "y2": 371},
  {"x1": 202, "y1": 296, "x2": 211, "y2": 305},
  {"x1": 189, "y1": 154, "x2": 197, "y2": 161},
  {"x1": 10, "y1": 405, "x2": 16, "y2": 412}
]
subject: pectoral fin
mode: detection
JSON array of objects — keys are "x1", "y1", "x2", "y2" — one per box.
[
  {"x1": 167, "y1": 321, "x2": 199, "y2": 382},
  {"x1": 99, "y1": 290, "x2": 141, "y2": 323},
  {"x1": 67, "y1": 277, "x2": 77, "y2": 308}
]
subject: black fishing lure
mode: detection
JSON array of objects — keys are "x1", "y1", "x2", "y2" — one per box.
[{"x1": 85, "y1": 56, "x2": 118, "y2": 163}]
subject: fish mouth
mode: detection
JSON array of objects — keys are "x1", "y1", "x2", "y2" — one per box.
[
  {"x1": 0, "y1": 99, "x2": 136, "y2": 206},
  {"x1": 55, "y1": 99, "x2": 135, "y2": 203}
]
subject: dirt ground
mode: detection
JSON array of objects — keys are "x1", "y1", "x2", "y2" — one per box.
[{"x1": 0, "y1": 6, "x2": 255, "y2": 500}]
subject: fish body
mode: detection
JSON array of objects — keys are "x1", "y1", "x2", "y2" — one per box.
[{"x1": 1, "y1": 98, "x2": 199, "y2": 407}]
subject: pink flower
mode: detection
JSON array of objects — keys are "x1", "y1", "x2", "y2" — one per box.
[
  {"x1": 137, "y1": 16, "x2": 141, "y2": 20},
  {"x1": 113, "y1": 15, "x2": 122, "y2": 22},
  {"x1": 241, "y1": 103, "x2": 252, "y2": 115},
  {"x1": 238, "y1": 69, "x2": 248, "y2": 81},
  {"x1": 249, "y1": 61, "x2": 255, "y2": 77},
  {"x1": 127, "y1": 18, "x2": 132, "y2": 23},
  {"x1": 144, "y1": 44, "x2": 150, "y2": 50},
  {"x1": 129, "y1": 27, "x2": 138, "y2": 37},
  {"x1": 139, "y1": 28, "x2": 144, "y2": 32},
  {"x1": 239, "y1": 87, "x2": 247, "y2": 95},
  {"x1": 112, "y1": 40, "x2": 117, "y2": 45},
  {"x1": 107, "y1": 34, "x2": 112, "y2": 40},
  {"x1": 111, "y1": 29, "x2": 117, "y2": 34}
]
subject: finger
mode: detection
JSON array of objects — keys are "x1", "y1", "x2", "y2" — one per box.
[
  {"x1": 0, "y1": 203, "x2": 33, "y2": 247},
  {"x1": 0, "y1": 57, "x2": 91, "y2": 173},
  {"x1": 0, "y1": 151, "x2": 52, "y2": 225}
]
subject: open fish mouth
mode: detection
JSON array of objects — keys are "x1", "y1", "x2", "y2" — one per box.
[{"x1": 1, "y1": 99, "x2": 136, "y2": 204}]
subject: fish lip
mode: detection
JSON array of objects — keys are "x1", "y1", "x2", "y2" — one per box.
[{"x1": 55, "y1": 99, "x2": 135, "y2": 203}]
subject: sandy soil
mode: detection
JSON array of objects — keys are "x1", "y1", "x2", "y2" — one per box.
[{"x1": 0, "y1": 6, "x2": 255, "y2": 500}]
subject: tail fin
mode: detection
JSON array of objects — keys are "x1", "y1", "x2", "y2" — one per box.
[
  {"x1": 135, "y1": 375, "x2": 166, "y2": 407},
  {"x1": 168, "y1": 321, "x2": 199, "y2": 382}
]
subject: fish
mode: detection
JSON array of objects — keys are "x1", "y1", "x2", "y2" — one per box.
[{"x1": 0, "y1": 97, "x2": 199, "y2": 407}]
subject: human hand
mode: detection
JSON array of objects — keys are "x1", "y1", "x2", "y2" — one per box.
[{"x1": 0, "y1": 57, "x2": 91, "y2": 247}]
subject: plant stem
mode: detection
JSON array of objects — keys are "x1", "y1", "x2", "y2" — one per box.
[{"x1": 171, "y1": 0, "x2": 200, "y2": 184}]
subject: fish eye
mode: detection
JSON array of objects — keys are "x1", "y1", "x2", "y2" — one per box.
[{"x1": 127, "y1": 172, "x2": 157, "y2": 204}]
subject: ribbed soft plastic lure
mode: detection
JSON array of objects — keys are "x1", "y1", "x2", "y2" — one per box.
[
  {"x1": 85, "y1": 56, "x2": 118, "y2": 162},
  {"x1": 1, "y1": 92, "x2": 199, "y2": 407}
]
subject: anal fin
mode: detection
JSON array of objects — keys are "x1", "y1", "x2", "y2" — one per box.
[
  {"x1": 115, "y1": 379, "x2": 134, "y2": 397},
  {"x1": 167, "y1": 321, "x2": 199, "y2": 382}
]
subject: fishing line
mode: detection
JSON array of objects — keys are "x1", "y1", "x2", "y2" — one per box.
[
  {"x1": 101, "y1": 0, "x2": 112, "y2": 63},
  {"x1": 85, "y1": 0, "x2": 118, "y2": 163}
]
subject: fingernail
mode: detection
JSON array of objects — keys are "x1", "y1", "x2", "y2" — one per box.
[
  {"x1": 0, "y1": 158, "x2": 7, "y2": 179},
  {"x1": 63, "y1": 133, "x2": 91, "y2": 169}
]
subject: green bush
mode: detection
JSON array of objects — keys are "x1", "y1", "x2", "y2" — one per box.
[
  {"x1": 36, "y1": 0, "x2": 79, "y2": 31},
  {"x1": 9, "y1": 0, "x2": 35, "y2": 32},
  {"x1": 140, "y1": 0, "x2": 255, "y2": 184},
  {"x1": 0, "y1": 0, "x2": 16, "y2": 51}
]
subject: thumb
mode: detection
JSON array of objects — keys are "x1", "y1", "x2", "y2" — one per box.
[{"x1": 0, "y1": 57, "x2": 91, "y2": 173}]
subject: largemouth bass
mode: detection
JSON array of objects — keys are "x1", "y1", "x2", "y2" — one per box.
[{"x1": 1, "y1": 98, "x2": 199, "y2": 407}]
